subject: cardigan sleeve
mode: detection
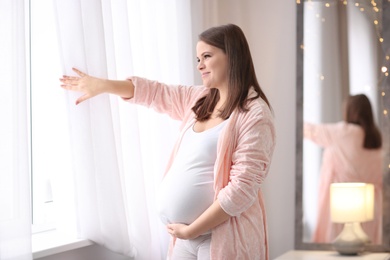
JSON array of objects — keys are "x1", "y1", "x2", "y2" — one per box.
[
  {"x1": 217, "y1": 101, "x2": 276, "y2": 216},
  {"x1": 124, "y1": 76, "x2": 207, "y2": 121},
  {"x1": 304, "y1": 122, "x2": 341, "y2": 148}
]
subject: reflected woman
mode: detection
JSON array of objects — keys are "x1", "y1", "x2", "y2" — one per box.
[{"x1": 304, "y1": 94, "x2": 383, "y2": 244}]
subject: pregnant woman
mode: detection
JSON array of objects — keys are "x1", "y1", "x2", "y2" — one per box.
[{"x1": 60, "y1": 23, "x2": 276, "y2": 260}]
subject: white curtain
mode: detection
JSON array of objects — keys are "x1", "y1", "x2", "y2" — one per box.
[
  {"x1": 51, "y1": 0, "x2": 194, "y2": 259},
  {"x1": 0, "y1": 0, "x2": 32, "y2": 259}
]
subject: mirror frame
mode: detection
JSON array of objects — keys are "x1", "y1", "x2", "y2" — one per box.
[{"x1": 295, "y1": 0, "x2": 390, "y2": 252}]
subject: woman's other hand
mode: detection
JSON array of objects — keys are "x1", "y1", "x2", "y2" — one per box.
[{"x1": 166, "y1": 223, "x2": 197, "y2": 240}]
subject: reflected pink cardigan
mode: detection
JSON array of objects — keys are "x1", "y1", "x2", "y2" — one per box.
[
  {"x1": 304, "y1": 122, "x2": 383, "y2": 244},
  {"x1": 127, "y1": 77, "x2": 276, "y2": 259}
]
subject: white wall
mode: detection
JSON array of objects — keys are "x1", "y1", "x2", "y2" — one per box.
[{"x1": 39, "y1": 1, "x2": 297, "y2": 259}]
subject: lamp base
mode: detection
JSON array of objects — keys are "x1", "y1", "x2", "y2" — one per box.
[
  {"x1": 352, "y1": 222, "x2": 371, "y2": 244},
  {"x1": 333, "y1": 222, "x2": 366, "y2": 255}
]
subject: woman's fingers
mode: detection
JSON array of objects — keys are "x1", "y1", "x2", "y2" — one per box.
[
  {"x1": 59, "y1": 68, "x2": 87, "y2": 86},
  {"x1": 62, "y1": 75, "x2": 80, "y2": 81},
  {"x1": 60, "y1": 68, "x2": 103, "y2": 105},
  {"x1": 59, "y1": 77, "x2": 80, "y2": 90},
  {"x1": 75, "y1": 94, "x2": 89, "y2": 105},
  {"x1": 72, "y1": 67, "x2": 87, "y2": 77}
]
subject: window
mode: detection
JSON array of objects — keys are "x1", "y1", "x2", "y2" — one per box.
[{"x1": 30, "y1": 0, "x2": 71, "y2": 233}]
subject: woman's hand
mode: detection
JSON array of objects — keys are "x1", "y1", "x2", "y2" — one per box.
[
  {"x1": 166, "y1": 200, "x2": 230, "y2": 240},
  {"x1": 60, "y1": 68, "x2": 107, "y2": 105},
  {"x1": 166, "y1": 223, "x2": 197, "y2": 240}
]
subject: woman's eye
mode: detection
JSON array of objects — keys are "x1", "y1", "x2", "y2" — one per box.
[
  {"x1": 204, "y1": 54, "x2": 211, "y2": 59},
  {"x1": 196, "y1": 58, "x2": 200, "y2": 63}
]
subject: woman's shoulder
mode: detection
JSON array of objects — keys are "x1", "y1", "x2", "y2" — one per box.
[
  {"x1": 246, "y1": 97, "x2": 273, "y2": 119},
  {"x1": 338, "y1": 121, "x2": 364, "y2": 134},
  {"x1": 233, "y1": 97, "x2": 274, "y2": 130}
]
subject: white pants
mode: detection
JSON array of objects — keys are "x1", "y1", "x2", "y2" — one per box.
[{"x1": 171, "y1": 234, "x2": 211, "y2": 260}]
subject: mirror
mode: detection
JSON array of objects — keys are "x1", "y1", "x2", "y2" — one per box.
[{"x1": 295, "y1": 0, "x2": 390, "y2": 251}]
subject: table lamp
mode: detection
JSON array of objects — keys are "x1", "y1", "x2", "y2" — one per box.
[{"x1": 330, "y1": 182, "x2": 374, "y2": 255}]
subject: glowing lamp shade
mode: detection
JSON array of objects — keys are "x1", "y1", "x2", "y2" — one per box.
[
  {"x1": 330, "y1": 183, "x2": 375, "y2": 255},
  {"x1": 330, "y1": 182, "x2": 374, "y2": 223}
]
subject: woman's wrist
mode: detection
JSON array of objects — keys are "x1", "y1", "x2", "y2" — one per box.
[
  {"x1": 105, "y1": 79, "x2": 134, "y2": 99},
  {"x1": 187, "y1": 200, "x2": 230, "y2": 239},
  {"x1": 186, "y1": 224, "x2": 203, "y2": 239}
]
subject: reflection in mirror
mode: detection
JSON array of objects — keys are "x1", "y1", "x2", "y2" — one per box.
[
  {"x1": 304, "y1": 94, "x2": 383, "y2": 244},
  {"x1": 296, "y1": 0, "x2": 390, "y2": 252}
]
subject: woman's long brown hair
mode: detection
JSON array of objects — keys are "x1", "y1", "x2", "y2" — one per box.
[
  {"x1": 192, "y1": 24, "x2": 271, "y2": 121},
  {"x1": 344, "y1": 94, "x2": 382, "y2": 149}
]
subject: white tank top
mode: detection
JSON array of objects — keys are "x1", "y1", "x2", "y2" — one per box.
[{"x1": 157, "y1": 120, "x2": 228, "y2": 226}]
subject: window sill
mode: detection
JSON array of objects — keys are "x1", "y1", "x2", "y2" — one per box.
[{"x1": 32, "y1": 230, "x2": 93, "y2": 259}]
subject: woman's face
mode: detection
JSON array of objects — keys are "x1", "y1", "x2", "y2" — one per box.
[{"x1": 196, "y1": 41, "x2": 228, "y2": 91}]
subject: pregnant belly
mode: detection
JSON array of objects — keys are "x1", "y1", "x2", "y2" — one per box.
[{"x1": 157, "y1": 167, "x2": 214, "y2": 225}]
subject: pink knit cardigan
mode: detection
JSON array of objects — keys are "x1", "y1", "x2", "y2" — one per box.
[{"x1": 127, "y1": 77, "x2": 276, "y2": 259}]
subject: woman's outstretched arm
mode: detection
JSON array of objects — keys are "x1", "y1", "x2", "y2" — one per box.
[{"x1": 59, "y1": 67, "x2": 134, "y2": 105}]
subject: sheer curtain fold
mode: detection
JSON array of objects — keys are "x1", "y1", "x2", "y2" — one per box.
[
  {"x1": 52, "y1": 0, "x2": 193, "y2": 258},
  {"x1": 0, "y1": 0, "x2": 32, "y2": 259}
]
